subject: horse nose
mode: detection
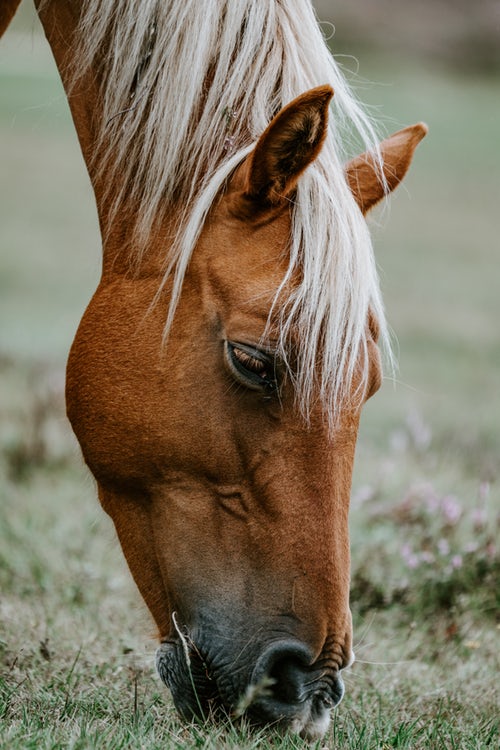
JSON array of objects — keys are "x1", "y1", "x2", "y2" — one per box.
[
  {"x1": 247, "y1": 640, "x2": 344, "y2": 729},
  {"x1": 253, "y1": 640, "x2": 314, "y2": 704}
]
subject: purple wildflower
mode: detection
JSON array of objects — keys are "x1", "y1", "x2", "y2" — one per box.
[
  {"x1": 471, "y1": 507, "x2": 487, "y2": 531},
  {"x1": 438, "y1": 538, "x2": 450, "y2": 556},
  {"x1": 401, "y1": 544, "x2": 420, "y2": 569},
  {"x1": 440, "y1": 495, "x2": 462, "y2": 526},
  {"x1": 420, "y1": 550, "x2": 435, "y2": 564}
]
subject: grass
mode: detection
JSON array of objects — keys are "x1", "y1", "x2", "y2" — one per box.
[{"x1": 1, "y1": 7, "x2": 499, "y2": 750}]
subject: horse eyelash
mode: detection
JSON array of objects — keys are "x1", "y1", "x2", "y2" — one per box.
[{"x1": 232, "y1": 347, "x2": 267, "y2": 375}]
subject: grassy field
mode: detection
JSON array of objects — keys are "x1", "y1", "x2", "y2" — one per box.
[{"x1": 1, "y1": 8, "x2": 498, "y2": 750}]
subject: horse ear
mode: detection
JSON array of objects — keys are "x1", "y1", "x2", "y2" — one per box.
[
  {"x1": 242, "y1": 85, "x2": 334, "y2": 208},
  {"x1": 345, "y1": 123, "x2": 428, "y2": 214}
]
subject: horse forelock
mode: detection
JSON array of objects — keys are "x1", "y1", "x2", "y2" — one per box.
[{"x1": 71, "y1": 0, "x2": 393, "y2": 425}]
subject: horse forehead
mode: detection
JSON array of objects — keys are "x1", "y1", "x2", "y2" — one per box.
[{"x1": 195, "y1": 208, "x2": 292, "y2": 305}]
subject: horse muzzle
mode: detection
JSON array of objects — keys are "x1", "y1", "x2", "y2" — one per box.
[{"x1": 156, "y1": 635, "x2": 346, "y2": 740}]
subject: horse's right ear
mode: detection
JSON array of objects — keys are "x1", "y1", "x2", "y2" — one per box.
[
  {"x1": 234, "y1": 85, "x2": 333, "y2": 214},
  {"x1": 345, "y1": 123, "x2": 428, "y2": 214}
]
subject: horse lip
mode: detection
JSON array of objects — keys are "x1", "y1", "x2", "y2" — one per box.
[
  {"x1": 156, "y1": 638, "x2": 222, "y2": 721},
  {"x1": 155, "y1": 640, "x2": 180, "y2": 692},
  {"x1": 156, "y1": 636, "x2": 345, "y2": 736},
  {"x1": 243, "y1": 678, "x2": 343, "y2": 740},
  {"x1": 155, "y1": 640, "x2": 200, "y2": 716}
]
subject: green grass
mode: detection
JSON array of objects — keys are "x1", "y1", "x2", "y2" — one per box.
[{"x1": 1, "y1": 8, "x2": 499, "y2": 750}]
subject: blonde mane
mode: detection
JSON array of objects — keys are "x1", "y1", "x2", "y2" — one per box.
[{"x1": 73, "y1": 0, "x2": 392, "y2": 424}]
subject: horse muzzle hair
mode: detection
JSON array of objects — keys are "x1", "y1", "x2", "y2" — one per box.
[{"x1": 157, "y1": 620, "x2": 350, "y2": 740}]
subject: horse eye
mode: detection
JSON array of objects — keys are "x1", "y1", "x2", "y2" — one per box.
[{"x1": 224, "y1": 341, "x2": 278, "y2": 393}]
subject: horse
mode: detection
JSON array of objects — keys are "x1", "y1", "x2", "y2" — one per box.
[{"x1": 1, "y1": 0, "x2": 426, "y2": 740}]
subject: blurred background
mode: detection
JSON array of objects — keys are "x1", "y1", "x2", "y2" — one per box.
[
  {"x1": 0, "y1": 2, "x2": 498, "y2": 744},
  {"x1": 317, "y1": 0, "x2": 500, "y2": 72}
]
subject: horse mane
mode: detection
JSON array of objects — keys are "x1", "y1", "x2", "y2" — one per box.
[{"x1": 72, "y1": 0, "x2": 392, "y2": 425}]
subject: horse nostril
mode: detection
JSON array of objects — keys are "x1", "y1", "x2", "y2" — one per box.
[
  {"x1": 267, "y1": 649, "x2": 311, "y2": 704},
  {"x1": 251, "y1": 640, "x2": 314, "y2": 706},
  {"x1": 246, "y1": 639, "x2": 344, "y2": 730}
]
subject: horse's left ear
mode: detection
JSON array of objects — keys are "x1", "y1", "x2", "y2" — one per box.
[
  {"x1": 345, "y1": 123, "x2": 428, "y2": 214},
  {"x1": 242, "y1": 85, "x2": 334, "y2": 208}
]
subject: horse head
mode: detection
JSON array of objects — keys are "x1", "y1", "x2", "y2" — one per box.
[{"x1": 66, "y1": 86, "x2": 426, "y2": 738}]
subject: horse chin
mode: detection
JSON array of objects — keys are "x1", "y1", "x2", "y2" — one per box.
[
  {"x1": 245, "y1": 673, "x2": 344, "y2": 740},
  {"x1": 291, "y1": 700, "x2": 335, "y2": 741}
]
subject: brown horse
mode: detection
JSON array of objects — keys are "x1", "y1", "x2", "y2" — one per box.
[{"x1": 2, "y1": 0, "x2": 426, "y2": 739}]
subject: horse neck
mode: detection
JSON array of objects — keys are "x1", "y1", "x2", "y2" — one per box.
[
  {"x1": 36, "y1": 1, "x2": 183, "y2": 276},
  {"x1": 36, "y1": 1, "x2": 113, "y2": 229}
]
